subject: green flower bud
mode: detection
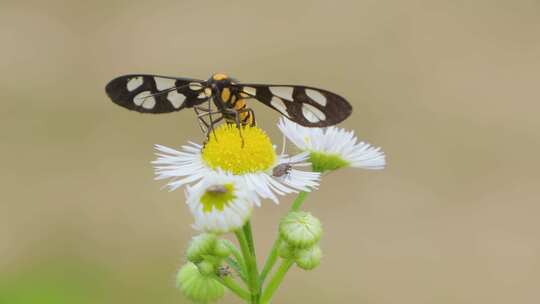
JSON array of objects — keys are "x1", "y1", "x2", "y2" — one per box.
[
  {"x1": 295, "y1": 245, "x2": 322, "y2": 270},
  {"x1": 213, "y1": 239, "x2": 232, "y2": 258},
  {"x1": 176, "y1": 262, "x2": 224, "y2": 303},
  {"x1": 186, "y1": 233, "x2": 217, "y2": 263},
  {"x1": 197, "y1": 260, "x2": 215, "y2": 276},
  {"x1": 279, "y1": 211, "x2": 322, "y2": 248},
  {"x1": 278, "y1": 241, "x2": 295, "y2": 260},
  {"x1": 309, "y1": 151, "x2": 349, "y2": 173}
]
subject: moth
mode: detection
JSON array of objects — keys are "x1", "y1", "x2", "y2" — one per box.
[{"x1": 105, "y1": 73, "x2": 352, "y2": 133}]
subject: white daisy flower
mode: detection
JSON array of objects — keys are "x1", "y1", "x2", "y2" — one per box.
[
  {"x1": 277, "y1": 118, "x2": 385, "y2": 172},
  {"x1": 186, "y1": 172, "x2": 255, "y2": 233},
  {"x1": 153, "y1": 124, "x2": 320, "y2": 204}
]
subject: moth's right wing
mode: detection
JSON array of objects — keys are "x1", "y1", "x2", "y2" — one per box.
[
  {"x1": 234, "y1": 83, "x2": 352, "y2": 127},
  {"x1": 105, "y1": 74, "x2": 210, "y2": 113}
]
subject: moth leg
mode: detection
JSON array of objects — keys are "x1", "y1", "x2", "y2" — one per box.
[
  {"x1": 194, "y1": 99, "x2": 220, "y2": 141},
  {"x1": 246, "y1": 108, "x2": 256, "y2": 127},
  {"x1": 205, "y1": 116, "x2": 223, "y2": 140},
  {"x1": 199, "y1": 115, "x2": 224, "y2": 146},
  {"x1": 235, "y1": 107, "x2": 256, "y2": 126},
  {"x1": 193, "y1": 106, "x2": 208, "y2": 134},
  {"x1": 220, "y1": 108, "x2": 245, "y2": 147},
  {"x1": 195, "y1": 110, "x2": 223, "y2": 134},
  {"x1": 232, "y1": 107, "x2": 256, "y2": 148},
  {"x1": 197, "y1": 111, "x2": 223, "y2": 119},
  {"x1": 207, "y1": 98, "x2": 219, "y2": 142},
  {"x1": 194, "y1": 105, "x2": 211, "y2": 112},
  {"x1": 234, "y1": 110, "x2": 244, "y2": 148}
]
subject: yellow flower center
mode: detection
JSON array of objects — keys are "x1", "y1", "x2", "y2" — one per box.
[
  {"x1": 200, "y1": 183, "x2": 236, "y2": 212},
  {"x1": 202, "y1": 124, "x2": 276, "y2": 175}
]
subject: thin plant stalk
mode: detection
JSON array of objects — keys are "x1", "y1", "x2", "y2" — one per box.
[
  {"x1": 260, "y1": 259, "x2": 294, "y2": 304},
  {"x1": 216, "y1": 275, "x2": 250, "y2": 301},
  {"x1": 235, "y1": 224, "x2": 260, "y2": 303}
]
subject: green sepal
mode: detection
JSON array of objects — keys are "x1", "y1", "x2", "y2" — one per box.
[
  {"x1": 309, "y1": 151, "x2": 349, "y2": 172},
  {"x1": 214, "y1": 239, "x2": 233, "y2": 258},
  {"x1": 279, "y1": 211, "x2": 322, "y2": 248},
  {"x1": 186, "y1": 234, "x2": 218, "y2": 263},
  {"x1": 176, "y1": 262, "x2": 225, "y2": 303},
  {"x1": 295, "y1": 245, "x2": 322, "y2": 270},
  {"x1": 278, "y1": 241, "x2": 296, "y2": 260},
  {"x1": 197, "y1": 260, "x2": 215, "y2": 276}
]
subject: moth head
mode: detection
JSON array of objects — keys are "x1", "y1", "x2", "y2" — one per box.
[
  {"x1": 208, "y1": 73, "x2": 236, "y2": 88},
  {"x1": 211, "y1": 73, "x2": 229, "y2": 81}
]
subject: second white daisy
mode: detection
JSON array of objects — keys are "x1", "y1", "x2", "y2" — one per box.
[
  {"x1": 186, "y1": 172, "x2": 257, "y2": 233},
  {"x1": 277, "y1": 118, "x2": 386, "y2": 172}
]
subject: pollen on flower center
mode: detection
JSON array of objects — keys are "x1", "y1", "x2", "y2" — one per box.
[{"x1": 202, "y1": 124, "x2": 276, "y2": 174}]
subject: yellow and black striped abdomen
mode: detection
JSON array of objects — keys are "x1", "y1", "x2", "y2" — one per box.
[
  {"x1": 219, "y1": 88, "x2": 255, "y2": 126},
  {"x1": 234, "y1": 98, "x2": 255, "y2": 126}
]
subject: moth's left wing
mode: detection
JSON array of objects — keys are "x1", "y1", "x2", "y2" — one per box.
[
  {"x1": 105, "y1": 74, "x2": 209, "y2": 113},
  {"x1": 234, "y1": 84, "x2": 352, "y2": 127}
]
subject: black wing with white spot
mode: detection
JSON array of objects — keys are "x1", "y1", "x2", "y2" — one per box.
[
  {"x1": 105, "y1": 74, "x2": 209, "y2": 113},
  {"x1": 234, "y1": 84, "x2": 352, "y2": 127}
]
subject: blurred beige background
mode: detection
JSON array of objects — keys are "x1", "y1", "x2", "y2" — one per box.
[{"x1": 1, "y1": 0, "x2": 539, "y2": 303}]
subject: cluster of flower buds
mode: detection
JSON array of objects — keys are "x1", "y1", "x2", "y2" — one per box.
[
  {"x1": 176, "y1": 234, "x2": 236, "y2": 302},
  {"x1": 278, "y1": 211, "x2": 323, "y2": 270},
  {"x1": 187, "y1": 233, "x2": 232, "y2": 263}
]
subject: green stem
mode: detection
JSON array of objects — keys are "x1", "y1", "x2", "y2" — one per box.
[
  {"x1": 259, "y1": 238, "x2": 281, "y2": 284},
  {"x1": 259, "y1": 191, "x2": 309, "y2": 285},
  {"x1": 216, "y1": 275, "x2": 250, "y2": 301},
  {"x1": 243, "y1": 221, "x2": 257, "y2": 257},
  {"x1": 224, "y1": 241, "x2": 247, "y2": 281},
  {"x1": 243, "y1": 222, "x2": 260, "y2": 302},
  {"x1": 290, "y1": 191, "x2": 309, "y2": 211},
  {"x1": 235, "y1": 224, "x2": 260, "y2": 303},
  {"x1": 226, "y1": 257, "x2": 248, "y2": 285},
  {"x1": 225, "y1": 241, "x2": 246, "y2": 269},
  {"x1": 260, "y1": 259, "x2": 294, "y2": 304}
]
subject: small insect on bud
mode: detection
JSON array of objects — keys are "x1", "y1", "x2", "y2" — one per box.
[
  {"x1": 279, "y1": 211, "x2": 322, "y2": 248},
  {"x1": 217, "y1": 265, "x2": 232, "y2": 278},
  {"x1": 176, "y1": 262, "x2": 225, "y2": 303},
  {"x1": 272, "y1": 163, "x2": 292, "y2": 177},
  {"x1": 295, "y1": 245, "x2": 322, "y2": 270},
  {"x1": 186, "y1": 233, "x2": 218, "y2": 263}
]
